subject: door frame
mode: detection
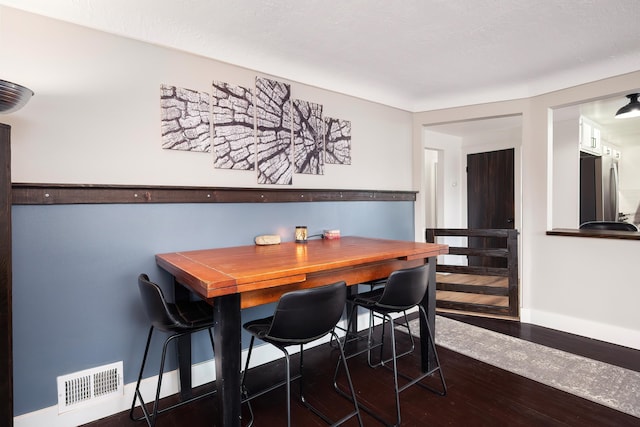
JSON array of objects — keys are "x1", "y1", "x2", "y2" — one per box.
[{"x1": 1, "y1": 123, "x2": 12, "y2": 426}]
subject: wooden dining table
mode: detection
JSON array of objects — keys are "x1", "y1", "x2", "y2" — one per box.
[{"x1": 156, "y1": 236, "x2": 448, "y2": 427}]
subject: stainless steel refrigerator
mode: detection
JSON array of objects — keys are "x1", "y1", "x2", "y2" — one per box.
[{"x1": 580, "y1": 153, "x2": 619, "y2": 223}]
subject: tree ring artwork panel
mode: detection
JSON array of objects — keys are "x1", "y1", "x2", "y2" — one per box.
[
  {"x1": 324, "y1": 117, "x2": 351, "y2": 165},
  {"x1": 255, "y1": 77, "x2": 293, "y2": 185},
  {"x1": 293, "y1": 99, "x2": 324, "y2": 175},
  {"x1": 160, "y1": 84, "x2": 211, "y2": 152},
  {"x1": 212, "y1": 81, "x2": 255, "y2": 170}
]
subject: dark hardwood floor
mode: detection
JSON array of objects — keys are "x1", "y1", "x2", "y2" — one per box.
[{"x1": 82, "y1": 314, "x2": 640, "y2": 427}]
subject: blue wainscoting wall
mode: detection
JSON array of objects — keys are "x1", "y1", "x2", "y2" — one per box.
[{"x1": 12, "y1": 200, "x2": 414, "y2": 415}]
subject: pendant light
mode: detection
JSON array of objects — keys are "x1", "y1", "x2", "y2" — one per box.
[
  {"x1": 0, "y1": 79, "x2": 34, "y2": 114},
  {"x1": 615, "y1": 93, "x2": 640, "y2": 119}
]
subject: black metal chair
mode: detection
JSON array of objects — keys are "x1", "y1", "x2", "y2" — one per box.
[
  {"x1": 129, "y1": 274, "x2": 216, "y2": 427},
  {"x1": 335, "y1": 264, "x2": 446, "y2": 427},
  {"x1": 241, "y1": 281, "x2": 362, "y2": 427},
  {"x1": 333, "y1": 279, "x2": 416, "y2": 357},
  {"x1": 579, "y1": 221, "x2": 639, "y2": 231}
]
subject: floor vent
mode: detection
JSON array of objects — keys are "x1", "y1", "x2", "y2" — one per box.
[{"x1": 57, "y1": 361, "x2": 123, "y2": 413}]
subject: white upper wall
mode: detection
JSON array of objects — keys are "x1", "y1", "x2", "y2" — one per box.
[
  {"x1": 413, "y1": 73, "x2": 640, "y2": 350},
  {"x1": 0, "y1": 7, "x2": 412, "y2": 190}
]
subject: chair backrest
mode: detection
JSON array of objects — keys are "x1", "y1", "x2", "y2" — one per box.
[
  {"x1": 265, "y1": 281, "x2": 347, "y2": 344},
  {"x1": 579, "y1": 221, "x2": 639, "y2": 231},
  {"x1": 137, "y1": 273, "x2": 186, "y2": 331},
  {"x1": 376, "y1": 264, "x2": 430, "y2": 310}
]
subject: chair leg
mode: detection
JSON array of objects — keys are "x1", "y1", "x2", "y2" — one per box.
[
  {"x1": 130, "y1": 327, "x2": 217, "y2": 427},
  {"x1": 394, "y1": 307, "x2": 446, "y2": 397},
  {"x1": 397, "y1": 310, "x2": 416, "y2": 354},
  {"x1": 336, "y1": 308, "x2": 446, "y2": 427},
  {"x1": 241, "y1": 336, "x2": 256, "y2": 427},
  {"x1": 365, "y1": 313, "x2": 404, "y2": 426},
  {"x1": 332, "y1": 282, "x2": 387, "y2": 349},
  {"x1": 334, "y1": 305, "x2": 387, "y2": 365},
  {"x1": 282, "y1": 339, "x2": 363, "y2": 426},
  {"x1": 208, "y1": 328, "x2": 215, "y2": 350},
  {"x1": 371, "y1": 312, "x2": 387, "y2": 367},
  {"x1": 331, "y1": 331, "x2": 364, "y2": 427},
  {"x1": 245, "y1": 336, "x2": 362, "y2": 426},
  {"x1": 283, "y1": 349, "x2": 292, "y2": 427},
  {"x1": 410, "y1": 306, "x2": 447, "y2": 396},
  {"x1": 297, "y1": 344, "x2": 306, "y2": 403},
  {"x1": 129, "y1": 326, "x2": 155, "y2": 425},
  {"x1": 339, "y1": 303, "x2": 360, "y2": 351},
  {"x1": 150, "y1": 333, "x2": 175, "y2": 425},
  {"x1": 330, "y1": 300, "x2": 351, "y2": 348},
  {"x1": 367, "y1": 311, "x2": 397, "y2": 368},
  {"x1": 242, "y1": 341, "x2": 295, "y2": 427},
  {"x1": 367, "y1": 310, "x2": 416, "y2": 368},
  {"x1": 241, "y1": 336, "x2": 255, "y2": 387},
  {"x1": 131, "y1": 329, "x2": 173, "y2": 427},
  {"x1": 334, "y1": 331, "x2": 387, "y2": 426},
  {"x1": 331, "y1": 299, "x2": 365, "y2": 348},
  {"x1": 388, "y1": 314, "x2": 402, "y2": 426},
  {"x1": 294, "y1": 344, "x2": 331, "y2": 425}
]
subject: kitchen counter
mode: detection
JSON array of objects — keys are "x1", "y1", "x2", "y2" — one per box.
[{"x1": 547, "y1": 228, "x2": 640, "y2": 240}]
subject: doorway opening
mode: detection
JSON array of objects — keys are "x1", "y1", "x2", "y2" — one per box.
[
  {"x1": 423, "y1": 115, "x2": 522, "y2": 319},
  {"x1": 424, "y1": 148, "x2": 440, "y2": 229}
]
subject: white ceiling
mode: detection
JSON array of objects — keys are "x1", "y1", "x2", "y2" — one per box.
[
  {"x1": 2, "y1": 0, "x2": 640, "y2": 143},
  {"x1": 2, "y1": 0, "x2": 640, "y2": 114}
]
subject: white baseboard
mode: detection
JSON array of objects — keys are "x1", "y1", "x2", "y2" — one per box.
[{"x1": 520, "y1": 308, "x2": 640, "y2": 350}]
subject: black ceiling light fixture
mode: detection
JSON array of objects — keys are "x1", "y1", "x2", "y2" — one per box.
[
  {"x1": 615, "y1": 93, "x2": 640, "y2": 119},
  {"x1": 0, "y1": 79, "x2": 34, "y2": 114}
]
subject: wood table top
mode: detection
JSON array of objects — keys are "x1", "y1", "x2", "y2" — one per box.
[{"x1": 156, "y1": 236, "x2": 448, "y2": 300}]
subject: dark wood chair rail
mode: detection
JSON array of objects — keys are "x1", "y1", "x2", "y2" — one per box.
[{"x1": 11, "y1": 183, "x2": 416, "y2": 205}]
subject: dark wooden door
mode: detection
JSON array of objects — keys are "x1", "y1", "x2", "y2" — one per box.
[{"x1": 467, "y1": 148, "x2": 515, "y2": 267}]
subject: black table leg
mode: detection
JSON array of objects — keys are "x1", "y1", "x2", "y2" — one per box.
[
  {"x1": 214, "y1": 293, "x2": 242, "y2": 427},
  {"x1": 173, "y1": 278, "x2": 193, "y2": 401},
  {"x1": 419, "y1": 257, "x2": 437, "y2": 372}
]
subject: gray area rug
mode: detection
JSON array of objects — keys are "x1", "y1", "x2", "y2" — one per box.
[{"x1": 404, "y1": 316, "x2": 640, "y2": 418}]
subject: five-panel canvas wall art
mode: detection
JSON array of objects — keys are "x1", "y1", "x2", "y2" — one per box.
[{"x1": 160, "y1": 77, "x2": 351, "y2": 185}]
